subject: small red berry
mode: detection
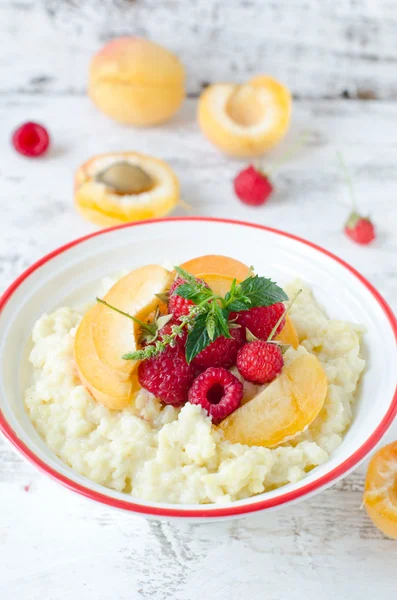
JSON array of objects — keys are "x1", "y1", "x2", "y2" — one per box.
[
  {"x1": 344, "y1": 212, "x2": 375, "y2": 245},
  {"x1": 230, "y1": 303, "x2": 285, "y2": 341},
  {"x1": 234, "y1": 165, "x2": 273, "y2": 206},
  {"x1": 188, "y1": 367, "x2": 243, "y2": 422},
  {"x1": 192, "y1": 326, "x2": 245, "y2": 370},
  {"x1": 236, "y1": 340, "x2": 284, "y2": 384},
  {"x1": 138, "y1": 345, "x2": 195, "y2": 405},
  {"x1": 168, "y1": 276, "x2": 207, "y2": 320},
  {"x1": 12, "y1": 122, "x2": 50, "y2": 157}
]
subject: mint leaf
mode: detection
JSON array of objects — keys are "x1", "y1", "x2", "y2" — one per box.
[
  {"x1": 205, "y1": 311, "x2": 216, "y2": 340},
  {"x1": 186, "y1": 313, "x2": 212, "y2": 363},
  {"x1": 174, "y1": 283, "x2": 212, "y2": 305},
  {"x1": 212, "y1": 302, "x2": 232, "y2": 338},
  {"x1": 234, "y1": 276, "x2": 288, "y2": 309},
  {"x1": 226, "y1": 298, "x2": 251, "y2": 312},
  {"x1": 174, "y1": 265, "x2": 201, "y2": 285}
]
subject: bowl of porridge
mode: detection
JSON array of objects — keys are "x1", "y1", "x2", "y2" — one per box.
[{"x1": 1, "y1": 218, "x2": 397, "y2": 521}]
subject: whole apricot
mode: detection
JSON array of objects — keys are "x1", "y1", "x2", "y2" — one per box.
[{"x1": 89, "y1": 37, "x2": 185, "y2": 126}]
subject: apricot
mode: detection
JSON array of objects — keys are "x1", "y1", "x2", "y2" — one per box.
[
  {"x1": 74, "y1": 152, "x2": 180, "y2": 227},
  {"x1": 363, "y1": 442, "x2": 397, "y2": 539},
  {"x1": 219, "y1": 353, "x2": 327, "y2": 447},
  {"x1": 74, "y1": 305, "x2": 139, "y2": 409},
  {"x1": 275, "y1": 315, "x2": 299, "y2": 349},
  {"x1": 93, "y1": 265, "x2": 173, "y2": 374},
  {"x1": 89, "y1": 37, "x2": 185, "y2": 126},
  {"x1": 180, "y1": 255, "x2": 252, "y2": 281},
  {"x1": 198, "y1": 76, "x2": 291, "y2": 157}
]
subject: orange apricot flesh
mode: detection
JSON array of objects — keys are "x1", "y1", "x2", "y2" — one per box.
[
  {"x1": 363, "y1": 441, "x2": 397, "y2": 539},
  {"x1": 219, "y1": 353, "x2": 327, "y2": 447},
  {"x1": 180, "y1": 255, "x2": 252, "y2": 281}
]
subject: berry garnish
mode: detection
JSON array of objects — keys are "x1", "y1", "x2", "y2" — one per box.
[
  {"x1": 138, "y1": 344, "x2": 195, "y2": 405},
  {"x1": 12, "y1": 122, "x2": 50, "y2": 157},
  {"x1": 236, "y1": 289, "x2": 301, "y2": 384},
  {"x1": 188, "y1": 367, "x2": 243, "y2": 421},
  {"x1": 338, "y1": 151, "x2": 376, "y2": 245},
  {"x1": 168, "y1": 276, "x2": 208, "y2": 320},
  {"x1": 234, "y1": 165, "x2": 273, "y2": 206},
  {"x1": 230, "y1": 302, "x2": 286, "y2": 341},
  {"x1": 192, "y1": 326, "x2": 245, "y2": 369}
]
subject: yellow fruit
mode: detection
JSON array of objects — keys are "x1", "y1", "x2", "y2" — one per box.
[
  {"x1": 219, "y1": 354, "x2": 327, "y2": 447},
  {"x1": 74, "y1": 306, "x2": 139, "y2": 409},
  {"x1": 275, "y1": 315, "x2": 299, "y2": 349},
  {"x1": 180, "y1": 255, "x2": 252, "y2": 281},
  {"x1": 363, "y1": 442, "x2": 397, "y2": 539},
  {"x1": 74, "y1": 152, "x2": 179, "y2": 227},
  {"x1": 89, "y1": 37, "x2": 185, "y2": 126},
  {"x1": 198, "y1": 75, "x2": 291, "y2": 157},
  {"x1": 93, "y1": 265, "x2": 173, "y2": 374}
]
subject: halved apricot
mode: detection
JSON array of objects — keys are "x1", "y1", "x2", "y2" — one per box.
[
  {"x1": 180, "y1": 255, "x2": 252, "y2": 281},
  {"x1": 219, "y1": 353, "x2": 327, "y2": 447},
  {"x1": 363, "y1": 442, "x2": 397, "y2": 539},
  {"x1": 275, "y1": 315, "x2": 299, "y2": 349}
]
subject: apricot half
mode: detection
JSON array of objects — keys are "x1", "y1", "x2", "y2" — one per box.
[
  {"x1": 363, "y1": 442, "x2": 397, "y2": 539},
  {"x1": 180, "y1": 255, "x2": 252, "y2": 281},
  {"x1": 89, "y1": 37, "x2": 185, "y2": 126},
  {"x1": 74, "y1": 306, "x2": 139, "y2": 409},
  {"x1": 198, "y1": 76, "x2": 291, "y2": 157},
  {"x1": 219, "y1": 353, "x2": 327, "y2": 447},
  {"x1": 74, "y1": 152, "x2": 180, "y2": 227},
  {"x1": 93, "y1": 265, "x2": 173, "y2": 374}
]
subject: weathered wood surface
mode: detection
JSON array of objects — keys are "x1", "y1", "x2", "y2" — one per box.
[
  {"x1": 1, "y1": 95, "x2": 397, "y2": 599},
  {"x1": 1, "y1": 0, "x2": 397, "y2": 99}
]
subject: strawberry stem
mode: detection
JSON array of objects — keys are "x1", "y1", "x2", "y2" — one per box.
[
  {"x1": 267, "y1": 289, "x2": 302, "y2": 342},
  {"x1": 265, "y1": 132, "x2": 309, "y2": 177},
  {"x1": 96, "y1": 297, "x2": 155, "y2": 334},
  {"x1": 337, "y1": 151, "x2": 357, "y2": 212}
]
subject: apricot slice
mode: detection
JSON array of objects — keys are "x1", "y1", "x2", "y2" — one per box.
[
  {"x1": 363, "y1": 442, "x2": 397, "y2": 539},
  {"x1": 198, "y1": 76, "x2": 291, "y2": 157},
  {"x1": 93, "y1": 265, "x2": 173, "y2": 374},
  {"x1": 275, "y1": 315, "x2": 299, "y2": 349},
  {"x1": 75, "y1": 152, "x2": 179, "y2": 227},
  {"x1": 89, "y1": 37, "x2": 185, "y2": 126},
  {"x1": 180, "y1": 255, "x2": 252, "y2": 281},
  {"x1": 74, "y1": 305, "x2": 138, "y2": 409},
  {"x1": 219, "y1": 353, "x2": 327, "y2": 447}
]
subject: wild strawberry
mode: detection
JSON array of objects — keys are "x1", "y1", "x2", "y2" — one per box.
[
  {"x1": 188, "y1": 367, "x2": 243, "y2": 422},
  {"x1": 230, "y1": 303, "x2": 286, "y2": 341},
  {"x1": 338, "y1": 151, "x2": 376, "y2": 245},
  {"x1": 12, "y1": 122, "x2": 50, "y2": 157},
  {"x1": 138, "y1": 345, "x2": 195, "y2": 405},
  {"x1": 234, "y1": 165, "x2": 273, "y2": 206},
  {"x1": 236, "y1": 341, "x2": 284, "y2": 384},
  {"x1": 168, "y1": 276, "x2": 208, "y2": 320},
  {"x1": 191, "y1": 326, "x2": 245, "y2": 369},
  {"x1": 345, "y1": 213, "x2": 375, "y2": 245}
]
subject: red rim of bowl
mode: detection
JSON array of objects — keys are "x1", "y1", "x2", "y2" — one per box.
[{"x1": 1, "y1": 216, "x2": 397, "y2": 519}]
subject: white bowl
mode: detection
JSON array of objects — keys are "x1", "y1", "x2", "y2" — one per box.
[{"x1": 1, "y1": 217, "x2": 397, "y2": 521}]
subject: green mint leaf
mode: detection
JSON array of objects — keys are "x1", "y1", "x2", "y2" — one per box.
[
  {"x1": 206, "y1": 311, "x2": 216, "y2": 341},
  {"x1": 236, "y1": 275, "x2": 288, "y2": 308},
  {"x1": 185, "y1": 313, "x2": 212, "y2": 363},
  {"x1": 212, "y1": 302, "x2": 232, "y2": 338},
  {"x1": 226, "y1": 298, "x2": 251, "y2": 312},
  {"x1": 174, "y1": 283, "x2": 212, "y2": 305},
  {"x1": 174, "y1": 265, "x2": 200, "y2": 285}
]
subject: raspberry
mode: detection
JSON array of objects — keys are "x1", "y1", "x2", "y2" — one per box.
[
  {"x1": 231, "y1": 303, "x2": 285, "y2": 340},
  {"x1": 12, "y1": 122, "x2": 50, "y2": 157},
  {"x1": 234, "y1": 165, "x2": 273, "y2": 206},
  {"x1": 192, "y1": 326, "x2": 245, "y2": 369},
  {"x1": 138, "y1": 344, "x2": 195, "y2": 405},
  {"x1": 168, "y1": 276, "x2": 207, "y2": 320},
  {"x1": 159, "y1": 319, "x2": 187, "y2": 347},
  {"x1": 236, "y1": 341, "x2": 284, "y2": 384},
  {"x1": 188, "y1": 367, "x2": 243, "y2": 421},
  {"x1": 344, "y1": 213, "x2": 375, "y2": 245}
]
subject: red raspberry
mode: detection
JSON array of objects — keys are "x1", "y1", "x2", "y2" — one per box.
[
  {"x1": 168, "y1": 276, "x2": 207, "y2": 320},
  {"x1": 191, "y1": 326, "x2": 245, "y2": 370},
  {"x1": 12, "y1": 122, "x2": 50, "y2": 157},
  {"x1": 138, "y1": 345, "x2": 195, "y2": 405},
  {"x1": 344, "y1": 212, "x2": 375, "y2": 245},
  {"x1": 231, "y1": 303, "x2": 285, "y2": 341},
  {"x1": 234, "y1": 165, "x2": 273, "y2": 206},
  {"x1": 188, "y1": 367, "x2": 243, "y2": 422},
  {"x1": 236, "y1": 341, "x2": 284, "y2": 384},
  {"x1": 158, "y1": 319, "x2": 187, "y2": 347}
]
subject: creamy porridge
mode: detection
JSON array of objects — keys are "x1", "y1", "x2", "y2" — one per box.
[{"x1": 24, "y1": 278, "x2": 365, "y2": 505}]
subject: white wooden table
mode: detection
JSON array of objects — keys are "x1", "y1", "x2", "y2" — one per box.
[{"x1": 2, "y1": 1, "x2": 397, "y2": 598}]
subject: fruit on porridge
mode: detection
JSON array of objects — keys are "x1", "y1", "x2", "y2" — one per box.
[
  {"x1": 24, "y1": 255, "x2": 365, "y2": 504},
  {"x1": 198, "y1": 76, "x2": 291, "y2": 157},
  {"x1": 74, "y1": 152, "x2": 180, "y2": 227}
]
